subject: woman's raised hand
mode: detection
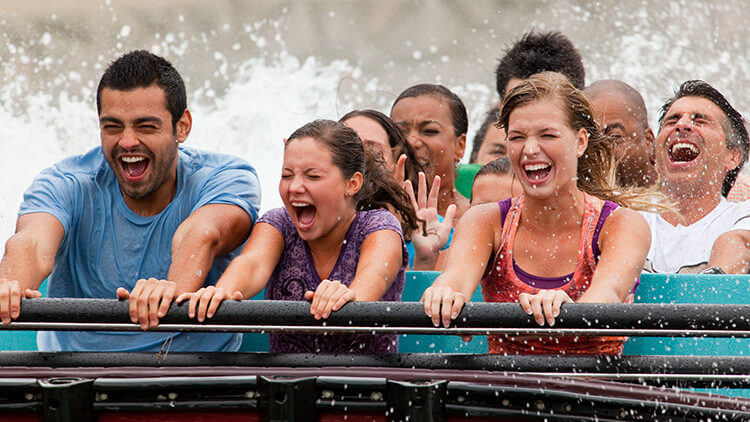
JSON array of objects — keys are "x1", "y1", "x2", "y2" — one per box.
[
  {"x1": 421, "y1": 284, "x2": 466, "y2": 328},
  {"x1": 176, "y1": 286, "x2": 243, "y2": 322},
  {"x1": 518, "y1": 290, "x2": 574, "y2": 326},
  {"x1": 405, "y1": 172, "x2": 456, "y2": 269},
  {"x1": 304, "y1": 279, "x2": 355, "y2": 320}
]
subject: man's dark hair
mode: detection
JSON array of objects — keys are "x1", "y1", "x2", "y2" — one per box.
[
  {"x1": 96, "y1": 50, "x2": 187, "y2": 130},
  {"x1": 469, "y1": 108, "x2": 500, "y2": 163},
  {"x1": 495, "y1": 31, "x2": 585, "y2": 99},
  {"x1": 392, "y1": 84, "x2": 468, "y2": 137},
  {"x1": 658, "y1": 80, "x2": 749, "y2": 196},
  {"x1": 475, "y1": 157, "x2": 512, "y2": 178}
]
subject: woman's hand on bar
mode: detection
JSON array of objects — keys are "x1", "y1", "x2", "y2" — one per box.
[
  {"x1": 421, "y1": 284, "x2": 466, "y2": 328},
  {"x1": 518, "y1": 290, "x2": 574, "y2": 326},
  {"x1": 304, "y1": 279, "x2": 355, "y2": 320},
  {"x1": 117, "y1": 278, "x2": 176, "y2": 330},
  {"x1": 176, "y1": 286, "x2": 243, "y2": 322}
]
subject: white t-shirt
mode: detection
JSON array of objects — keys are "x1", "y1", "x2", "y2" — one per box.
[{"x1": 639, "y1": 200, "x2": 750, "y2": 273}]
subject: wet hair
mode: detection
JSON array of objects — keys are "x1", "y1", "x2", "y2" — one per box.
[
  {"x1": 498, "y1": 72, "x2": 665, "y2": 211},
  {"x1": 97, "y1": 50, "x2": 186, "y2": 130},
  {"x1": 469, "y1": 108, "x2": 501, "y2": 163},
  {"x1": 392, "y1": 84, "x2": 468, "y2": 136},
  {"x1": 495, "y1": 31, "x2": 585, "y2": 99},
  {"x1": 285, "y1": 119, "x2": 420, "y2": 239},
  {"x1": 658, "y1": 80, "x2": 749, "y2": 197},
  {"x1": 339, "y1": 109, "x2": 426, "y2": 190},
  {"x1": 475, "y1": 157, "x2": 512, "y2": 179}
]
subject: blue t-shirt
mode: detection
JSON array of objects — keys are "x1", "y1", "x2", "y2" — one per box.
[
  {"x1": 405, "y1": 215, "x2": 453, "y2": 269},
  {"x1": 19, "y1": 146, "x2": 261, "y2": 352}
]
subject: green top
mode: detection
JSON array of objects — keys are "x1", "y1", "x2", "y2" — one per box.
[{"x1": 454, "y1": 163, "x2": 482, "y2": 199}]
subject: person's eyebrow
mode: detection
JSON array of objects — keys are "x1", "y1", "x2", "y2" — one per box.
[
  {"x1": 662, "y1": 111, "x2": 681, "y2": 122},
  {"x1": 604, "y1": 122, "x2": 626, "y2": 132},
  {"x1": 418, "y1": 119, "x2": 441, "y2": 126},
  {"x1": 539, "y1": 127, "x2": 560, "y2": 133},
  {"x1": 134, "y1": 117, "x2": 163, "y2": 125},
  {"x1": 99, "y1": 116, "x2": 123, "y2": 125},
  {"x1": 690, "y1": 112, "x2": 712, "y2": 122}
]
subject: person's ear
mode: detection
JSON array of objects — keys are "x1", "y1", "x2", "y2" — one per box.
[
  {"x1": 346, "y1": 172, "x2": 364, "y2": 198},
  {"x1": 644, "y1": 127, "x2": 656, "y2": 164},
  {"x1": 723, "y1": 147, "x2": 743, "y2": 172},
  {"x1": 175, "y1": 109, "x2": 192, "y2": 144},
  {"x1": 575, "y1": 128, "x2": 589, "y2": 157},
  {"x1": 454, "y1": 133, "x2": 467, "y2": 164}
]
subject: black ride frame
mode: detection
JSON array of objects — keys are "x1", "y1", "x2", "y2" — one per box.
[{"x1": 0, "y1": 299, "x2": 747, "y2": 421}]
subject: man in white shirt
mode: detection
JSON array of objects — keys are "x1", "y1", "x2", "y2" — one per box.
[{"x1": 642, "y1": 80, "x2": 750, "y2": 274}]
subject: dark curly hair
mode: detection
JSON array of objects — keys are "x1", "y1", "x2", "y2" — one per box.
[
  {"x1": 495, "y1": 31, "x2": 585, "y2": 99},
  {"x1": 97, "y1": 50, "x2": 186, "y2": 131}
]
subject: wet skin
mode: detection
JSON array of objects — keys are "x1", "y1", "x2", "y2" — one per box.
[
  {"x1": 475, "y1": 123, "x2": 508, "y2": 165},
  {"x1": 589, "y1": 91, "x2": 657, "y2": 187},
  {"x1": 470, "y1": 173, "x2": 516, "y2": 205},
  {"x1": 656, "y1": 96, "x2": 741, "y2": 203}
]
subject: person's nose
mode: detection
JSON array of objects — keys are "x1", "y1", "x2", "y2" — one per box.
[
  {"x1": 119, "y1": 127, "x2": 142, "y2": 150},
  {"x1": 289, "y1": 175, "x2": 305, "y2": 193},
  {"x1": 674, "y1": 114, "x2": 694, "y2": 133},
  {"x1": 522, "y1": 136, "x2": 540, "y2": 158}
]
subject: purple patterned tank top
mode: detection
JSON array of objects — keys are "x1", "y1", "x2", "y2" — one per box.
[{"x1": 258, "y1": 207, "x2": 407, "y2": 353}]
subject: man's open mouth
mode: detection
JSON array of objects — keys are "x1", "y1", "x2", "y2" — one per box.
[
  {"x1": 119, "y1": 155, "x2": 150, "y2": 180},
  {"x1": 668, "y1": 141, "x2": 700, "y2": 163}
]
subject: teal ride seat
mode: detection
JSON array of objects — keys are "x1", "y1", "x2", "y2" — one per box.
[
  {"x1": 624, "y1": 273, "x2": 750, "y2": 356},
  {"x1": 625, "y1": 273, "x2": 750, "y2": 398},
  {"x1": 238, "y1": 290, "x2": 269, "y2": 352},
  {"x1": 398, "y1": 271, "x2": 487, "y2": 353}
]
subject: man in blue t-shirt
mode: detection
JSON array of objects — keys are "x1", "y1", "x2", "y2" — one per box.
[{"x1": 0, "y1": 50, "x2": 261, "y2": 352}]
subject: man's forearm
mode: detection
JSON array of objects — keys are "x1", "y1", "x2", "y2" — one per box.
[
  {"x1": 0, "y1": 235, "x2": 51, "y2": 289},
  {"x1": 707, "y1": 230, "x2": 750, "y2": 274},
  {"x1": 166, "y1": 227, "x2": 221, "y2": 295}
]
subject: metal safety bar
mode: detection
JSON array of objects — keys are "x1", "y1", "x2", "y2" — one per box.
[{"x1": 5, "y1": 299, "x2": 750, "y2": 337}]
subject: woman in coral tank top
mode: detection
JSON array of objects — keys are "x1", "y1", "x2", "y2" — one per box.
[{"x1": 422, "y1": 72, "x2": 663, "y2": 355}]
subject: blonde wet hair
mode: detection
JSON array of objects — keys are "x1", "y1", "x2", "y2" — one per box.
[{"x1": 498, "y1": 71, "x2": 668, "y2": 212}]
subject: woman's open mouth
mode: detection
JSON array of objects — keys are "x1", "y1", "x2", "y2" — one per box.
[
  {"x1": 291, "y1": 202, "x2": 317, "y2": 230},
  {"x1": 523, "y1": 162, "x2": 552, "y2": 185},
  {"x1": 119, "y1": 155, "x2": 150, "y2": 182}
]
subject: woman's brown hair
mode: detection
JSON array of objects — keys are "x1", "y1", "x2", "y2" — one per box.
[{"x1": 498, "y1": 71, "x2": 666, "y2": 211}]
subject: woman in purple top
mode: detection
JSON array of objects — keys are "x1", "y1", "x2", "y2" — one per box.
[{"x1": 176, "y1": 120, "x2": 419, "y2": 353}]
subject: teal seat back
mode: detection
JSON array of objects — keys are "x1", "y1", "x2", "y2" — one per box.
[
  {"x1": 238, "y1": 290, "x2": 269, "y2": 352},
  {"x1": 624, "y1": 273, "x2": 750, "y2": 356},
  {"x1": 398, "y1": 271, "x2": 487, "y2": 353}
]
